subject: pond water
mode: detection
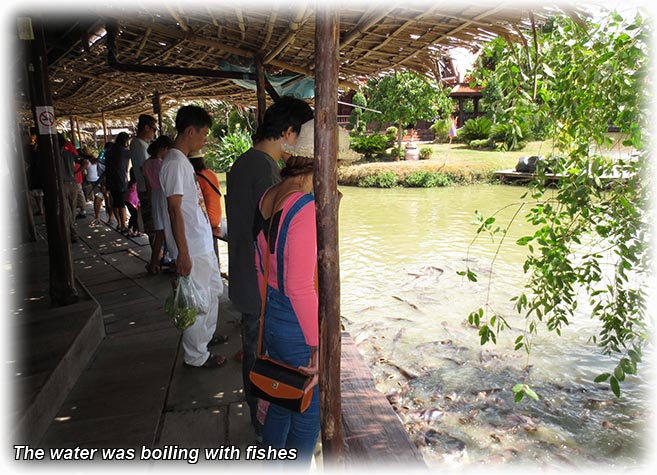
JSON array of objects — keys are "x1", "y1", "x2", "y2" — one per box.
[
  {"x1": 217, "y1": 177, "x2": 652, "y2": 471},
  {"x1": 337, "y1": 184, "x2": 651, "y2": 471}
]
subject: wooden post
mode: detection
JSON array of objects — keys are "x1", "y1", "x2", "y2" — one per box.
[
  {"x1": 27, "y1": 18, "x2": 79, "y2": 306},
  {"x1": 13, "y1": 38, "x2": 37, "y2": 243},
  {"x1": 254, "y1": 55, "x2": 267, "y2": 128},
  {"x1": 314, "y1": 4, "x2": 343, "y2": 465},
  {"x1": 101, "y1": 111, "x2": 108, "y2": 144},
  {"x1": 69, "y1": 116, "x2": 76, "y2": 146},
  {"x1": 75, "y1": 117, "x2": 82, "y2": 148}
]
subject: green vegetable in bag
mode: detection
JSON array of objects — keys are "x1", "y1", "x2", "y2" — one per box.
[{"x1": 165, "y1": 276, "x2": 205, "y2": 330}]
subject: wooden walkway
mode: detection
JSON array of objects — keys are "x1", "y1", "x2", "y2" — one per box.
[{"x1": 11, "y1": 208, "x2": 425, "y2": 469}]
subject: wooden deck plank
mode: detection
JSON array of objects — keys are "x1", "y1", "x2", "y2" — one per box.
[{"x1": 341, "y1": 332, "x2": 425, "y2": 466}]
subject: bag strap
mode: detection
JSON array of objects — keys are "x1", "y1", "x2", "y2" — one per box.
[
  {"x1": 196, "y1": 171, "x2": 222, "y2": 196},
  {"x1": 256, "y1": 191, "x2": 312, "y2": 357},
  {"x1": 276, "y1": 194, "x2": 314, "y2": 294}
]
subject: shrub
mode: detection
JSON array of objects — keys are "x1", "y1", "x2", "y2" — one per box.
[
  {"x1": 460, "y1": 116, "x2": 492, "y2": 142},
  {"x1": 389, "y1": 146, "x2": 404, "y2": 160},
  {"x1": 490, "y1": 122, "x2": 529, "y2": 151},
  {"x1": 350, "y1": 134, "x2": 389, "y2": 158},
  {"x1": 419, "y1": 146, "x2": 433, "y2": 160},
  {"x1": 468, "y1": 138, "x2": 496, "y2": 149},
  {"x1": 205, "y1": 129, "x2": 253, "y2": 172},
  {"x1": 358, "y1": 171, "x2": 399, "y2": 188},
  {"x1": 403, "y1": 170, "x2": 452, "y2": 187},
  {"x1": 385, "y1": 126, "x2": 398, "y2": 147},
  {"x1": 429, "y1": 118, "x2": 453, "y2": 142}
]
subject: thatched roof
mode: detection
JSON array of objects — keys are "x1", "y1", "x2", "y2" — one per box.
[{"x1": 14, "y1": 2, "x2": 588, "y2": 124}]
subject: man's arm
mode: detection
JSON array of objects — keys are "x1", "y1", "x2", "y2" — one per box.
[{"x1": 167, "y1": 194, "x2": 192, "y2": 276}]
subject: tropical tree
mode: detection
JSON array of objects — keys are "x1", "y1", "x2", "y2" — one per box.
[
  {"x1": 362, "y1": 71, "x2": 452, "y2": 150},
  {"x1": 348, "y1": 91, "x2": 368, "y2": 134},
  {"x1": 462, "y1": 10, "x2": 651, "y2": 398}
]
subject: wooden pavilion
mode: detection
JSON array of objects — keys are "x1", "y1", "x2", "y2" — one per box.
[{"x1": 10, "y1": 1, "x2": 589, "y2": 467}]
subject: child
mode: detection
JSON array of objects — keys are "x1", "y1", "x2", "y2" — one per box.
[
  {"x1": 448, "y1": 115, "x2": 457, "y2": 144},
  {"x1": 142, "y1": 135, "x2": 174, "y2": 274},
  {"x1": 123, "y1": 169, "x2": 141, "y2": 237}
]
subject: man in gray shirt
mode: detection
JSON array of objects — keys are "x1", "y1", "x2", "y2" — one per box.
[
  {"x1": 226, "y1": 97, "x2": 313, "y2": 438},
  {"x1": 130, "y1": 114, "x2": 157, "y2": 233}
]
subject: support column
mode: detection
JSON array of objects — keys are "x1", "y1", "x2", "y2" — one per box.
[
  {"x1": 26, "y1": 18, "x2": 78, "y2": 306},
  {"x1": 255, "y1": 55, "x2": 267, "y2": 128},
  {"x1": 101, "y1": 111, "x2": 107, "y2": 144},
  {"x1": 314, "y1": 4, "x2": 343, "y2": 465}
]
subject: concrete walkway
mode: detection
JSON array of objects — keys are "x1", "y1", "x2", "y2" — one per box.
[{"x1": 12, "y1": 209, "x2": 258, "y2": 467}]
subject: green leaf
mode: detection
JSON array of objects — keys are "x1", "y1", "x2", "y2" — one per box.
[
  {"x1": 516, "y1": 236, "x2": 534, "y2": 246},
  {"x1": 594, "y1": 372, "x2": 611, "y2": 383},
  {"x1": 524, "y1": 386, "x2": 539, "y2": 401}
]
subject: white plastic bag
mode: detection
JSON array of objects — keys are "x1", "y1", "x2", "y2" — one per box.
[{"x1": 164, "y1": 276, "x2": 209, "y2": 330}]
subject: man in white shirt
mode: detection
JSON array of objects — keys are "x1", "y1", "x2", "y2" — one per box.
[
  {"x1": 130, "y1": 114, "x2": 157, "y2": 233},
  {"x1": 160, "y1": 105, "x2": 225, "y2": 368}
]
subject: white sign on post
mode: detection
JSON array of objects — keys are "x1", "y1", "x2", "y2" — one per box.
[{"x1": 35, "y1": 106, "x2": 56, "y2": 135}]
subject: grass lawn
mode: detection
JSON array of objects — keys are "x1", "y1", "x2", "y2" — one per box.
[
  {"x1": 338, "y1": 133, "x2": 633, "y2": 186},
  {"x1": 338, "y1": 140, "x2": 556, "y2": 185}
]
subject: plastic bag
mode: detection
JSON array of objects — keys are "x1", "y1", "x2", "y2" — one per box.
[{"x1": 164, "y1": 275, "x2": 209, "y2": 330}]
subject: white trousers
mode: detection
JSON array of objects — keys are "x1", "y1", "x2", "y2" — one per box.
[{"x1": 182, "y1": 251, "x2": 223, "y2": 366}]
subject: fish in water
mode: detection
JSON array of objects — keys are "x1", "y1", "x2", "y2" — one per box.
[
  {"x1": 402, "y1": 266, "x2": 445, "y2": 290},
  {"x1": 423, "y1": 429, "x2": 468, "y2": 464},
  {"x1": 414, "y1": 407, "x2": 446, "y2": 422}
]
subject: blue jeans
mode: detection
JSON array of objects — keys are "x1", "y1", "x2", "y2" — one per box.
[{"x1": 261, "y1": 287, "x2": 320, "y2": 466}]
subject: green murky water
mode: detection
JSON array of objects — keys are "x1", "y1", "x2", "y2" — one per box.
[
  {"x1": 218, "y1": 177, "x2": 651, "y2": 470},
  {"x1": 337, "y1": 184, "x2": 650, "y2": 471}
]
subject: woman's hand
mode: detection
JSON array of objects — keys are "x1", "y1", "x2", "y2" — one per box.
[{"x1": 298, "y1": 346, "x2": 319, "y2": 388}]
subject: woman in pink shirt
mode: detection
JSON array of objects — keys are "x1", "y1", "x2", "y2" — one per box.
[{"x1": 253, "y1": 119, "x2": 358, "y2": 466}]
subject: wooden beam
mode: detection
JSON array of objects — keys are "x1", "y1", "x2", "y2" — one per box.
[
  {"x1": 394, "y1": 5, "x2": 513, "y2": 69},
  {"x1": 103, "y1": 17, "x2": 359, "y2": 90},
  {"x1": 263, "y1": 6, "x2": 308, "y2": 64},
  {"x1": 167, "y1": 7, "x2": 189, "y2": 32},
  {"x1": 340, "y1": 6, "x2": 396, "y2": 47},
  {"x1": 314, "y1": 3, "x2": 344, "y2": 466}
]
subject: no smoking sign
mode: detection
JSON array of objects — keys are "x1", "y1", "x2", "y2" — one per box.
[{"x1": 35, "y1": 106, "x2": 56, "y2": 135}]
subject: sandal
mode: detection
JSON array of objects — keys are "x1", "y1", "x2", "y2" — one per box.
[
  {"x1": 145, "y1": 264, "x2": 160, "y2": 275},
  {"x1": 89, "y1": 219, "x2": 99, "y2": 227},
  {"x1": 207, "y1": 334, "x2": 229, "y2": 347},
  {"x1": 185, "y1": 353, "x2": 226, "y2": 369}
]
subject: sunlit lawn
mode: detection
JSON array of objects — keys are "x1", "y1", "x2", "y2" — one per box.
[{"x1": 338, "y1": 133, "x2": 634, "y2": 186}]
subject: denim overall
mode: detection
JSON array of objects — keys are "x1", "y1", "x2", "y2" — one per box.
[{"x1": 258, "y1": 194, "x2": 320, "y2": 465}]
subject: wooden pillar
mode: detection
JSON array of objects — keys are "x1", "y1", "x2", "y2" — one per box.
[
  {"x1": 314, "y1": 4, "x2": 344, "y2": 465},
  {"x1": 255, "y1": 55, "x2": 267, "y2": 128},
  {"x1": 101, "y1": 111, "x2": 108, "y2": 144},
  {"x1": 69, "y1": 116, "x2": 76, "y2": 146},
  {"x1": 13, "y1": 34, "x2": 37, "y2": 243},
  {"x1": 458, "y1": 97, "x2": 464, "y2": 127},
  {"x1": 11, "y1": 121, "x2": 37, "y2": 243},
  {"x1": 75, "y1": 118, "x2": 82, "y2": 148},
  {"x1": 27, "y1": 18, "x2": 78, "y2": 306},
  {"x1": 152, "y1": 91, "x2": 163, "y2": 134}
]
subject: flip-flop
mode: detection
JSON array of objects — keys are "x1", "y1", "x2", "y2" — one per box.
[
  {"x1": 185, "y1": 353, "x2": 226, "y2": 369},
  {"x1": 207, "y1": 334, "x2": 229, "y2": 347}
]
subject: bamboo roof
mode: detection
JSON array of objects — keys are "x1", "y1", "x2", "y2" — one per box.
[{"x1": 15, "y1": 2, "x2": 588, "y2": 124}]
